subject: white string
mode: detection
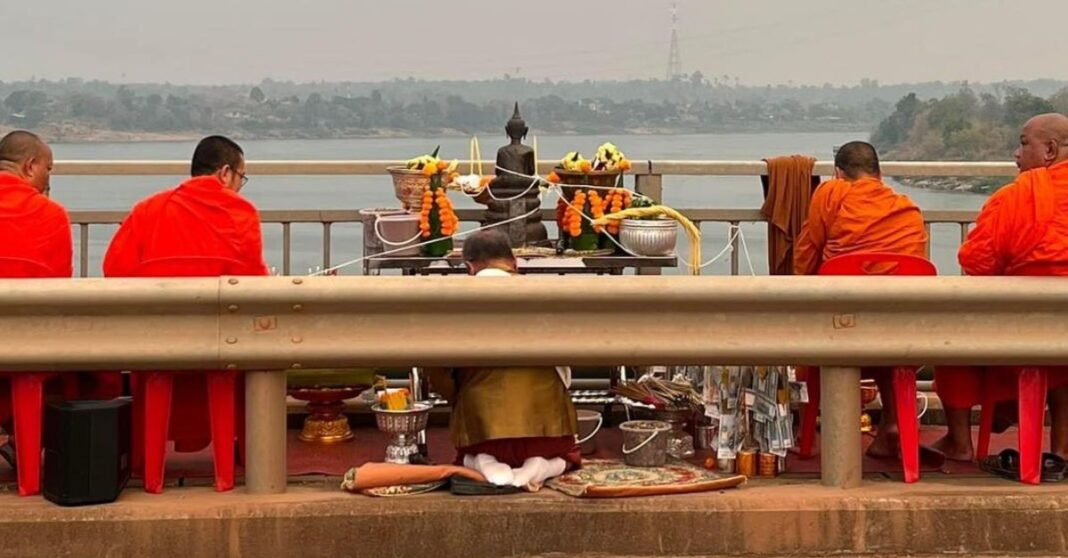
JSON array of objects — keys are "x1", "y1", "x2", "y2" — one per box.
[
  {"x1": 319, "y1": 164, "x2": 755, "y2": 277},
  {"x1": 493, "y1": 165, "x2": 762, "y2": 274},
  {"x1": 494, "y1": 165, "x2": 646, "y2": 201},
  {"x1": 737, "y1": 225, "x2": 757, "y2": 276},
  {"x1": 916, "y1": 392, "x2": 929, "y2": 420},
  {"x1": 310, "y1": 194, "x2": 546, "y2": 276},
  {"x1": 676, "y1": 225, "x2": 741, "y2": 271},
  {"x1": 478, "y1": 173, "x2": 544, "y2": 202}
]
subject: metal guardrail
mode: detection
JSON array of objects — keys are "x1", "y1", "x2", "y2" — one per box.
[
  {"x1": 43, "y1": 159, "x2": 1008, "y2": 492},
  {"x1": 61, "y1": 159, "x2": 993, "y2": 277},
  {"x1": 2, "y1": 275, "x2": 1066, "y2": 492}
]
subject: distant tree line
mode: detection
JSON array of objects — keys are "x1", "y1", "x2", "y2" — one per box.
[
  {"x1": 3, "y1": 76, "x2": 1067, "y2": 141},
  {"x1": 871, "y1": 86, "x2": 1068, "y2": 192}
]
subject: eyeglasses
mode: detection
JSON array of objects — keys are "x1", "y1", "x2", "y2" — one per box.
[{"x1": 234, "y1": 169, "x2": 249, "y2": 187}]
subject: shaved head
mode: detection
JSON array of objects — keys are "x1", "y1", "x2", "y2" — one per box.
[
  {"x1": 1015, "y1": 113, "x2": 1068, "y2": 171},
  {"x1": 0, "y1": 131, "x2": 47, "y2": 165},
  {"x1": 834, "y1": 141, "x2": 881, "y2": 180},
  {"x1": 0, "y1": 130, "x2": 53, "y2": 194},
  {"x1": 1025, "y1": 113, "x2": 1068, "y2": 143}
]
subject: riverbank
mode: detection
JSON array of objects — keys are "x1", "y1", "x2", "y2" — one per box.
[
  {"x1": 5, "y1": 122, "x2": 871, "y2": 145},
  {"x1": 896, "y1": 176, "x2": 1004, "y2": 195}
]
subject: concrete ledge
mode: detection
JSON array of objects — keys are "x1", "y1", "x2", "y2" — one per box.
[{"x1": 1, "y1": 477, "x2": 1068, "y2": 557}]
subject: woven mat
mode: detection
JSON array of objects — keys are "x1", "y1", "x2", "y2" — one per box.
[{"x1": 548, "y1": 459, "x2": 746, "y2": 498}]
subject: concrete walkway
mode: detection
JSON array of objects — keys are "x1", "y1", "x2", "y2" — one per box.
[{"x1": 2, "y1": 476, "x2": 1067, "y2": 557}]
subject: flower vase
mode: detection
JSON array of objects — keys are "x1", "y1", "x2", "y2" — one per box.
[
  {"x1": 420, "y1": 174, "x2": 453, "y2": 258},
  {"x1": 570, "y1": 232, "x2": 601, "y2": 252}
]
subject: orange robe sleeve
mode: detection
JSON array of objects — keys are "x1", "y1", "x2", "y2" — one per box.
[
  {"x1": 102, "y1": 205, "x2": 144, "y2": 277},
  {"x1": 43, "y1": 205, "x2": 74, "y2": 278},
  {"x1": 958, "y1": 187, "x2": 1013, "y2": 276},
  {"x1": 793, "y1": 181, "x2": 832, "y2": 275}
]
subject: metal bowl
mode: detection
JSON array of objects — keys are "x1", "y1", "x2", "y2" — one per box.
[
  {"x1": 372, "y1": 402, "x2": 431, "y2": 434},
  {"x1": 619, "y1": 218, "x2": 679, "y2": 257}
]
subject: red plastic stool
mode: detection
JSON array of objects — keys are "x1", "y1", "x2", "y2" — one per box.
[
  {"x1": 973, "y1": 367, "x2": 1065, "y2": 485},
  {"x1": 798, "y1": 252, "x2": 936, "y2": 483},
  {"x1": 129, "y1": 256, "x2": 255, "y2": 493},
  {"x1": 0, "y1": 257, "x2": 63, "y2": 496}
]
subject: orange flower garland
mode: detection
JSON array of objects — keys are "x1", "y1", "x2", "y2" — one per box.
[
  {"x1": 419, "y1": 188, "x2": 458, "y2": 238},
  {"x1": 565, "y1": 191, "x2": 587, "y2": 237},
  {"x1": 600, "y1": 188, "x2": 633, "y2": 235},
  {"x1": 588, "y1": 190, "x2": 605, "y2": 233}
]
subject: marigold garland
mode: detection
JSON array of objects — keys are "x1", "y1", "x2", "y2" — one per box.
[
  {"x1": 419, "y1": 188, "x2": 458, "y2": 238},
  {"x1": 560, "y1": 188, "x2": 635, "y2": 238}
]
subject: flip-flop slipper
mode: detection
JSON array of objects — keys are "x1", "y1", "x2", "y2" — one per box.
[
  {"x1": 978, "y1": 449, "x2": 1020, "y2": 481},
  {"x1": 1041, "y1": 453, "x2": 1067, "y2": 482},
  {"x1": 449, "y1": 474, "x2": 522, "y2": 496},
  {"x1": 977, "y1": 449, "x2": 1067, "y2": 482}
]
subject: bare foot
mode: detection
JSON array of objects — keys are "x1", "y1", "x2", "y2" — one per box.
[
  {"x1": 931, "y1": 433, "x2": 974, "y2": 462},
  {"x1": 866, "y1": 428, "x2": 900, "y2": 458}
]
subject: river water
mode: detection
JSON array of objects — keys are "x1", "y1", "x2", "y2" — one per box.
[{"x1": 50, "y1": 133, "x2": 987, "y2": 276}]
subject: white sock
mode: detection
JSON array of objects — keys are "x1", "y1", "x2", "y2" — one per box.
[
  {"x1": 511, "y1": 457, "x2": 547, "y2": 487},
  {"x1": 514, "y1": 457, "x2": 568, "y2": 491},
  {"x1": 470, "y1": 453, "x2": 514, "y2": 486}
]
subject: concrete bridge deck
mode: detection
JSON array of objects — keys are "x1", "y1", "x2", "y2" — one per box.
[{"x1": 2, "y1": 475, "x2": 1066, "y2": 558}]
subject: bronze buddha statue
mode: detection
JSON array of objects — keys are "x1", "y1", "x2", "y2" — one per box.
[{"x1": 476, "y1": 103, "x2": 548, "y2": 247}]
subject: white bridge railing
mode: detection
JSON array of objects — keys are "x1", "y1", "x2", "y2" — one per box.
[{"x1": 58, "y1": 159, "x2": 1004, "y2": 276}]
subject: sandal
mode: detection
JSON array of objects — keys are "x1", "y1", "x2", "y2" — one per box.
[
  {"x1": 978, "y1": 449, "x2": 1067, "y2": 482},
  {"x1": 449, "y1": 474, "x2": 521, "y2": 496},
  {"x1": 0, "y1": 441, "x2": 14, "y2": 472},
  {"x1": 979, "y1": 449, "x2": 1020, "y2": 481},
  {"x1": 1041, "y1": 453, "x2": 1067, "y2": 482}
]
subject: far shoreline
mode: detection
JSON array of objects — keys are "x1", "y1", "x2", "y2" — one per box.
[{"x1": 20, "y1": 126, "x2": 873, "y2": 145}]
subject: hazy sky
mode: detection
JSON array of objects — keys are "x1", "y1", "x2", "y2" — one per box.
[{"x1": 3, "y1": 0, "x2": 1065, "y2": 86}]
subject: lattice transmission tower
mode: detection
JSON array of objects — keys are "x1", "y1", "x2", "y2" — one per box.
[{"x1": 666, "y1": 2, "x2": 682, "y2": 80}]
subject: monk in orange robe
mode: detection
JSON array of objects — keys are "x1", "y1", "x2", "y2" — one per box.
[
  {"x1": 794, "y1": 141, "x2": 929, "y2": 458},
  {"x1": 0, "y1": 131, "x2": 121, "y2": 468},
  {"x1": 934, "y1": 113, "x2": 1068, "y2": 461},
  {"x1": 104, "y1": 135, "x2": 268, "y2": 276},
  {"x1": 103, "y1": 135, "x2": 267, "y2": 459}
]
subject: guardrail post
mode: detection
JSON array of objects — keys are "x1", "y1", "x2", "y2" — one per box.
[
  {"x1": 245, "y1": 370, "x2": 288, "y2": 494},
  {"x1": 820, "y1": 366, "x2": 862, "y2": 488},
  {"x1": 634, "y1": 172, "x2": 664, "y2": 276}
]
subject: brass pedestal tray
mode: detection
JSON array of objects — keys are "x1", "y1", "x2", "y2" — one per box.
[{"x1": 287, "y1": 369, "x2": 378, "y2": 444}]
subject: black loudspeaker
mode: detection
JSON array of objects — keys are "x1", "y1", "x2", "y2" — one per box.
[{"x1": 42, "y1": 399, "x2": 131, "y2": 506}]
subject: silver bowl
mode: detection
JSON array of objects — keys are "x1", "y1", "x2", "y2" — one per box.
[
  {"x1": 372, "y1": 403, "x2": 432, "y2": 463},
  {"x1": 372, "y1": 402, "x2": 431, "y2": 434},
  {"x1": 619, "y1": 218, "x2": 678, "y2": 257}
]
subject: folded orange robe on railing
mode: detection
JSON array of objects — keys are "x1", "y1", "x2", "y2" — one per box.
[
  {"x1": 793, "y1": 177, "x2": 927, "y2": 276},
  {"x1": 761, "y1": 155, "x2": 818, "y2": 275}
]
